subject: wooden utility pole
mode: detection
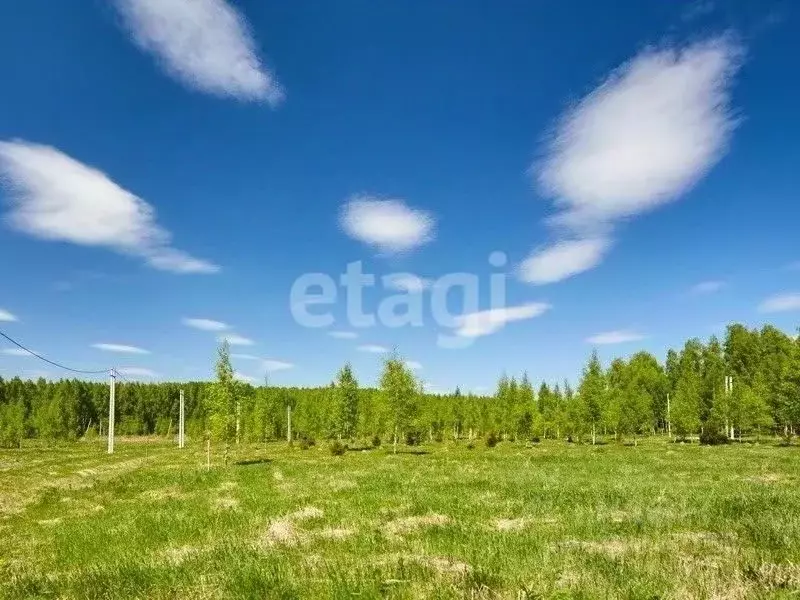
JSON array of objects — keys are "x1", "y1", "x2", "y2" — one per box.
[
  {"x1": 178, "y1": 389, "x2": 185, "y2": 449},
  {"x1": 107, "y1": 369, "x2": 116, "y2": 454}
]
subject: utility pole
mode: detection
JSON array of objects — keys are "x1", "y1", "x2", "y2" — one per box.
[
  {"x1": 178, "y1": 389, "x2": 185, "y2": 449},
  {"x1": 667, "y1": 393, "x2": 672, "y2": 439},
  {"x1": 107, "y1": 368, "x2": 116, "y2": 454},
  {"x1": 725, "y1": 376, "x2": 734, "y2": 439}
]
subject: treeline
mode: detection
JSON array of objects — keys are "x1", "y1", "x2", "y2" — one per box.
[{"x1": 1, "y1": 323, "x2": 799, "y2": 448}]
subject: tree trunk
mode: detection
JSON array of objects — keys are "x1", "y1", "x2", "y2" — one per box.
[
  {"x1": 592, "y1": 424, "x2": 596, "y2": 445},
  {"x1": 393, "y1": 427, "x2": 398, "y2": 454},
  {"x1": 206, "y1": 439, "x2": 211, "y2": 470}
]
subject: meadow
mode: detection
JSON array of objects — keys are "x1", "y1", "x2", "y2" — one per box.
[{"x1": 2, "y1": 438, "x2": 800, "y2": 599}]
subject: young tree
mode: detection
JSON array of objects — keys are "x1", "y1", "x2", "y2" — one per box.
[
  {"x1": 333, "y1": 363, "x2": 359, "y2": 440},
  {"x1": 206, "y1": 340, "x2": 237, "y2": 466},
  {"x1": 578, "y1": 350, "x2": 606, "y2": 444},
  {"x1": 379, "y1": 353, "x2": 419, "y2": 453}
]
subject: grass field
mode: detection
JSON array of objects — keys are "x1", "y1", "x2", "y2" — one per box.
[{"x1": 2, "y1": 439, "x2": 800, "y2": 599}]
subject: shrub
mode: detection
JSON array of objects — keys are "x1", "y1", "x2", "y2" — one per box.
[
  {"x1": 371, "y1": 434, "x2": 381, "y2": 448},
  {"x1": 466, "y1": 441, "x2": 475, "y2": 450},
  {"x1": 700, "y1": 429, "x2": 729, "y2": 445},
  {"x1": 298, "y1": 436, "x2": 315, "y2": 450},
  {"x1": 330, "y1": 440, "x2": 347, "y2": 456},
  {"x1": 531, "y1": 436, "x2": 541, "y2": 444},
  {"x1": 485, "y1": 432, "x2": 499, "y2": 448},
  {"x1": 405, "y1": 430, "x2": 422, "y2": 446}
]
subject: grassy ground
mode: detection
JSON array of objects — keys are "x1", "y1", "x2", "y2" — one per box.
[{"x1": 1, "y1": 438, "x2": 800, "y2": 599}]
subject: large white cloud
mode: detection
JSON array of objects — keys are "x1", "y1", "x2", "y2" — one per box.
[
  {"x1": 113, "y1": 0, "x2": 283, "y2": 104},
  {"x1": 523, "y1": 36, "x2": 742, "y2": 283},
  {"x1": 340, "y1": 196, "x2": 435, "y2": 253},
  {"x1": 0, "y1": 141, "x2": 219, "y2": 274}
]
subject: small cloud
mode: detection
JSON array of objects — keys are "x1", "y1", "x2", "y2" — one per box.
[
  {"x1": 586, "y1": 330, "x2": 645, "y2": 345},
  {"x1": 113, "y1": 0, "x2": 283, "y2": 104},
  {"x1": 263, "y1": 359, "x2": 294, "y2": 372},
  {"x1": 328, "y1": 331, "x2": 358, "y2": 339},
  {"x1": 2, "y1": 348, "x2": 34, "y2": 357},
  {"x1": 231, "y1": 353, "x2": 259, "y2": 360},
  {"x1": 690, "y1": 280, "x2": 726, "y2": 295},
  {"x1": 384, "y1": 273, "x2": 432, "y2": 293},
  {"x1": 219, "y1": 334, "x2": 255, "y2": 346},
  {"x1": 519, "y1": 238, "x2": 610, "y2": 284},
  {"x1": 92, "y1": 343, "x2": 150, "y2": 354},
  {"x1": 234, "y1": 371, "x2": 257, "y2": 383},
  {"x1": 0, "y1": 308, "x2": 18, "y2": 322},
  {"x1": 340, "y1": 195, "x2": 435, "y2": 253},
  {"x1": 758, "y1": 293, "x2": 800, "y2": 313},
  {"x1": 0, "y1": 141, "x2": 219, "y2": 274},
  {"x1": 118, "y1": 367, "x2": 158, "y2": 379},
  {"x1": 183, "y1": 318, "x2": 230, "y2": 331},
  {"x1": 405, "y1": 360, "x2": 422, "y2": 370},
  {"x1": 452, "y1": 303, "x2": 551, "y2": 339},
  {"x1": 357, "y1": 344, "x2": 389, "y2": 354}
]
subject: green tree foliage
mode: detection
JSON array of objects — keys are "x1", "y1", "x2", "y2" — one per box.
[
  {"x1": 379, "y1": 353, "x2": 419, "y2": 452},
  {"x1": 207, "y1": 340, "x2": 237, "y2": 464},
  {"x1": 578, "y1": 350, "x2": 606, "y2": 444},
  {"x1": 332, "y1": 363, "x2": 359, "y2": 440}
]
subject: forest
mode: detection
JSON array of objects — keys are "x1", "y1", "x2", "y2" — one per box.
[{"x1": 1, "y1": 322, "x2": 799, "y2": 449}]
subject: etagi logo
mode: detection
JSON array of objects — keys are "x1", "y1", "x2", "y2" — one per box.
[{"x1": 289, "y1": 252, "x2": 550, "y2": 348}]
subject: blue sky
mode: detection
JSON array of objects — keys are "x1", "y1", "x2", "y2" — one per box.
[{"x1": 0, "y1": 0, "x2": 798, "y2": 392}]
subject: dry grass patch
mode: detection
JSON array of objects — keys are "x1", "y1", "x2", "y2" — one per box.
[
  {"x1": 558, "y1": 538, "x2": 644, "y2": 558},
  {"x1": 385, "y1": 513, "x2": 451, "y2": 537},
  {"x1": 315, "y1": 526, "x2": 355, "y2": 540},
  {"x1": 492, "y1": 517, "x2": 528, "y2": 532},
  {"x1": 213, "y1": 496, "x2": 239, "y2": 511}
]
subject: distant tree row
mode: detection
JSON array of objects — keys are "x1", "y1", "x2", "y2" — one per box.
[{"x1": 1, "y1": 323, "x2": 798, "y2": 449}]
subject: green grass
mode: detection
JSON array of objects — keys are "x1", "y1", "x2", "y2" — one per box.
[{"x1": 2, "y1": 438, "x2": 800, "y2": 599}]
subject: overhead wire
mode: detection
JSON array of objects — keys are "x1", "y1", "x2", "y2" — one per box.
[{"x1": 0, "y1": 330, "x2": 111, "y2": 375}]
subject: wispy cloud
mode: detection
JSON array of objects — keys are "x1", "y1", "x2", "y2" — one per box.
[
  {"x1": 519, "y1": 239, "x2": 610, "y2": 284},
  {"x1": 452, "y1": 303, "x2": 551, "y2": 339},
  {"x1": 0, "y1": 141, "x2": 219, "y2": 274},
  {"x1": 328, "y1": 331, "x2": 358, "y2": 339},
  {"x1": 383, "y1": 273, "x2": 432, "y2": 293},
  {"x1": 690, "y1": 280, "x2": 726, "y2": 295},
  {"x1": 234, "y1": 371, "x2": 258, "y2": 383},
  {"x1": 183, "y1": 318, "x2": 230, "y2": 331},
  {"x1": 92, "y1": 343, "x2": 150, "y2": 355},
  {"x1": 758, "y1": 293, "x2": 800, "y2": 313},
  {"x1": 263, "y1": 359, "x2": 293, "y2": 372},
  {"x1": 586, "y1": 330, "x2": 645, "y2": 345},
  {"x1": 340, "y1": 195, "x2": 435, "y2": 253},
  {"x1": 405, "y1": 360, "x2": 422, "y2": 370},
  {"x1": 113, "y1": 0, "x2": 283, "y2": 104},
  {"x1": 522, "y1": 36, "x2": 742, "y2": 284},
  {"x1": 219, "y1": 334, "x2": 255, "y2": 346},
  {"x1": 118, "y1": 367, "x2": 158, "y2": 378},
  {"x1": 0, "y1": 308, "x2": 18, "y2": 322},
  {"x1": 357, "y1": 344, "x2": 389, "y2": 354},
  {"x1": 2, "y1": 348, "x2": 34, "y2": 357},
  {"x1": 231, "y1": 353, "x2": 259, "y2": 360}
]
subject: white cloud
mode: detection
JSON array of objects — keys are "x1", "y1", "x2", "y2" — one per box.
[
  {"x1": 231, "y1": 353, "x2": 259, "y2": 360},
  {"x1": 0, "y1": 308, "x2": 18, "y2": 322},
  {"x1": 519, "y1": 238, "x2": 610, "y2": 284},
  {"x1": 183, "y1": 318, "x2": 230, "y2": 331},
  {"x1": 405, "y1": 360, "x2": 422, "y2": 370},
  {"x1": 453, "y1": 303, "x2": 551, "y2": 338},
  {"x1": 113, "y1": 0, "x2": 283, "y2": 104},
  {"x1": 357, "y1": 344, "x2": 389, "y2": 354},
  {"x1": 340, "y1": 195, "x2": 435, "y2": 253},
  {"x1": 2, "y1": 348, "x2": 34, "y2": 357},
  {"x1": 0, "y1": 141, "x2": 219, "y2": 274},
  {"x1": 328, "y1": 330, "x2": 358, "y2": 339},
  {"x1": 92, "y1": 343, "x2": 150, "y2": 354},
  {"x1": 758, "y1": 293, "x2": 800, "y2": 313},
  {"x1": 524, "y1": 36, "x2": 741, "y2": 284},
  {"x1": 219, "y1": 334, "x2": 255, "y2": 346},
  {"x1": 118, "y1": 367, "x2": 158, "y2": 378},
  {"x1": 690, "y1": 280, "x2": 726, "y2": 295},
  {"x1": 234, "y1": 371, "x2": 257, "y2": 383},
  {"x1": 384, "y1": 273, "x2": 432, "y2": 293},
  {"x1": 586, "y1": 330, "x2": 646, "y2": 345},
  {"x1": 263, "y1": 359, "x2": 294, "y2": 372}
]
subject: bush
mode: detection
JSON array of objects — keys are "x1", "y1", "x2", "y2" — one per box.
[
  {"x1": 700, "y1": 429, "x2": 729, "y2": 445},
  {"x1": 405, "y1": 430, "x2": 422, "y2": 446},
  {"x1": 434, "y1": 430, "x2": 444, "y2": 443},
  {"x1": 531, "y1": 436, "x2": 541, "y2": 444},
  {"x1": 485, "y1": 432, "x2": 499, "y2": 448},
  {"x1": 330, "y1": 440, "x2": 347, "y2": 456},
  {"x1": 298, "y1": 436, "x2": 315, "y2": 450},
  {"x1": 371, "y1": 434, "x2": 381, "y2": 448},
  {"x1": 466, "y1": 441, "x2": 475, "y2": 450}
]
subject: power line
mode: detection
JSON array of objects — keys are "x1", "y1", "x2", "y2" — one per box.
[{"x1": 0, "y1": 330, "x2": 110, "y2": 375}]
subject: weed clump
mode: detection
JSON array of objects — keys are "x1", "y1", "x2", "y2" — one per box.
[
  {"x1": 485, "y1": 432, "x2": 499, "y2": 448},
  {"x1": 330, "y1": 441, "x2": 347, "y2": 456}
]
